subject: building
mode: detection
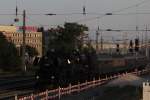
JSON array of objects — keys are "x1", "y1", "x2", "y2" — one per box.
[
  {"x1": 0, "y1": 25, "x2": 43, "y2": 57},
  {"x1": 143, "y1": 82, "x2": 150, "y2": 100},
  {"x1": 0, "y1": 25, "x2": 17, "y2": 32}
]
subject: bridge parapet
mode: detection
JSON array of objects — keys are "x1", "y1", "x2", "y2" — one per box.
[
  {"x1": 143, "y1": 81, "x2": 150, "y2": 100},
  {"x1": 17, "y1": 69, "x2": 149, "y2": 100}
]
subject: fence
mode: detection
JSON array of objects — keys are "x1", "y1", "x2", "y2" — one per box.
[{"x1": 16, "y1": 69, "x2": 149, "y2": 100}]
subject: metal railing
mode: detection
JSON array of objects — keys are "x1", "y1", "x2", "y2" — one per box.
[{"x1": 16, "y1": 69, "x2": 149, "y2": 100}]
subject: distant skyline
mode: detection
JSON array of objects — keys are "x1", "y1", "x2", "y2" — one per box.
[{"x1": 0, "y1": 0, "x2": 150, "y2": 41}]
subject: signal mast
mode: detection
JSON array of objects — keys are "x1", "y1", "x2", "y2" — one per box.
[{"x1": 14, "y1": 0, "x2": 19, "y2": 22}]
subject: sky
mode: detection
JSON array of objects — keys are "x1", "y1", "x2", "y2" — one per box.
[{"x1": 0, "y1": 0, "x2": 150, "y2": 41}]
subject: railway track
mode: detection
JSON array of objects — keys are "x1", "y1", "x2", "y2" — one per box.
[{"x1": 0, "y1": 76, "x2": 36, "y2": 99}]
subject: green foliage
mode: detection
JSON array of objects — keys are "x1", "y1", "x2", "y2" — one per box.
[
  {"x1": 25, "y1": 45, "x2": 38, "y2": 57},
  {"x1": 19, "y1": 45, "x2": 38, "y2": 57},
  {"x1": 48, "y1": 22, "x2": 88, "y2": 54},
  {"x1": 0, "y1": 32, "x2": 21, "y2": 71}
]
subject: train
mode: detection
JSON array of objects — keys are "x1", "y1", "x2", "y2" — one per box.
[
  {"x1": 34, "y1": 51, "x2": 149, "y2": 90},
  {"x1": 97, "y1": 54, "x2": 149, "y2": 74}
]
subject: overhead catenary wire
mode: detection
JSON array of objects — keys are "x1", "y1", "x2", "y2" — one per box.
[
  {"x1": 112, "y1": 0, "x2": 149, "y2": 13},
  {"x1": 18, "y1": 13, "x2": 150, "y2": 32},
  {"x1": 0, "y1": 0, "x2": 149, "y2": 45},
  {"x1": 26, "y1": 16, "x2": 43, "y2": 26},
  {"x1": 2, "y1": 12, "x2": 150, "y2": 16},
  {"x1": 0, "y1": 0, "x2": 149, "y2": 30},
  {"x1": 0, "y1": 0, "x2": 149, "y2": 17},
  {"x1": 73, "y1": 0, "x2": 150, "y2": 23},
  {"x1": 26, "y1": 15, "x2": 64, "y2": 27},
  {"x1": 89, "y1": 29, "x2": 150, "y2": 32}
]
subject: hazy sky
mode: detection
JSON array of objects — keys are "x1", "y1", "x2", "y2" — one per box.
[{"x1": 0, "y1": 0, "x2": 150, "y2": 41}]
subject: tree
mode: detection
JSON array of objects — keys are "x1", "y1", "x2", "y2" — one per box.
[
  {"x1": 48, "y1": 22, "x2": 88, "y2": 54},
  {"x1": 19, "y1": 45, "x2": 39, "y2": 68},
  {"x1": 20, "y1": 45, "x2": 38, "y2": 57},
  {"x1": 0, "y1": 32, "x2": 21, "y2": 71},
  {"x1": 25, "y1": 45, "x2": 38, "y2": 57}
]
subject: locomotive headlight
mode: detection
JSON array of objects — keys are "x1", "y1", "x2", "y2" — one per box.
[
  {"x1": 51, "y1": 76, "x2": 55, "y2": 79},
  {"x1": 36, "y1": 75, "x2": 39, "y2": 79},
  {"x1": 67, "y1": 59, "x2": 71, "y2": 64}
]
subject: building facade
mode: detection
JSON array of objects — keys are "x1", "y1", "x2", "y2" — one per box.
[
  {"x1": 0, "y1": 25, "x2": 17, "y2": 32},
  {"x1": 0, "y1": 25, "x2": 43, "y2": 57}
]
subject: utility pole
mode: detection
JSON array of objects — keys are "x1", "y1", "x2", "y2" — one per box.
[
  {"x1": 145, "y1": 25, "x2": 149, "y2": 59},
  {"x1": 96, "y1": 26, "x2": 99, "y2": 53},
  {"x1": 142, "y1": 32, "x2": 144, "y2": 46},
  {"x1": 100, "y1": 29, "x2": 103, "y2": 53},
  {"x1": 123, "y1": 32, "x2": 127, "y2": 54},
  {"x1": 22, "y1": 10, "x2": 26, "y2": 72},
  {"x1": 136, "y1": 4, "x2": 139, "y2": 39}
]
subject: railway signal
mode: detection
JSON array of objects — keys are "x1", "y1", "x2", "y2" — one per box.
[
  {"x1": 135, "y1": 38, "x2": 139, "y2": 52},
  {"x1": 129, "y1": 40, "x2": 133, "y2": 53}
]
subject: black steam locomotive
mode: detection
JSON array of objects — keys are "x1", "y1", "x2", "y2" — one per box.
[
  {"x1": 34, "y1": 49, "x2": 149, "y2": 90},
  {"x1": 34, "y1": 49, "x2": 98, "y2": 90}
]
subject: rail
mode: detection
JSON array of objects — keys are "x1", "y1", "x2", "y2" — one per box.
[{"x1": 16, "y1": 69, "x2": 150, "y2": 100}]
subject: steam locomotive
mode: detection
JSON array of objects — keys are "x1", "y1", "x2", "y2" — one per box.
[{"x1": 34, "y1": 50, "x2": 149, "y2": 90}]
